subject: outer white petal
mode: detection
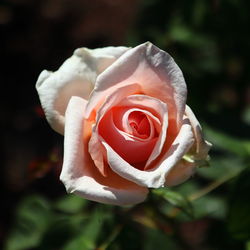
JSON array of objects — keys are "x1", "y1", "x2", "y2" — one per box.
[
  {"x1": 86, "y1": 42, "x2": 187, "y2": 131},
  {"x1": 102, "y1": 118, "x2": 194, "y2": 188},
  {"x1": 36, "y1": 46, "x2": 129, "y2": 134},
  {"x1": 60, "y1": 96, "x2": 148, "y2": 206},
  {"x1": 165, "y1": 160, "x2": 196, "y2": 186},
  {"x1": 185, "y1": 105, "x2": 212, "y2": 160},
  {"x1": 75, "y1": 46, "x2": 131, "y2": 74}
]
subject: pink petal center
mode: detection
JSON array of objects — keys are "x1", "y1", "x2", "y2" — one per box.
[
  {"x1": 128, "y1": 111, "x2": 150, "y2": 139},
  {"x1": 98, "y1": 107, "x2": 159, "y2": 167}
]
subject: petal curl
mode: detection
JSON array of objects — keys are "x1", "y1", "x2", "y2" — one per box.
[
  {"x1": 165, "y1": 160, "x2": 196, "y2": 186},
  {"x1": 60, "y1": 96, "x2": 148, "y2": 206},
  {"x1": 86, "y1": 42, "x2": 187, "y2": 132},
  {"x1": 99, "y1": 108, "x2": 158, "y2": 164},
  {"x1": 102, "y1": 118, "x2": 194, "y2": 188},
  {"x1": 185, "y1": 105, "x2": 212, "y2": 160},
  {"x1": 36, "y1": 46, "x2": 129, "y2": 134},
  {"x1": 90, "y1": 88, "x2": 169, "y2": 170},
  {"x1": 116, "y1": 94, "x2": 169, "y2": 168},
  {"x1": 88, "y1": 84, "x2": 141, "y2": 173}
]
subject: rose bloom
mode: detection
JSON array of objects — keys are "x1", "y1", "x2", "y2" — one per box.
[{"x1": 36, "y1": 42, "x2": 211, "y2": 206}]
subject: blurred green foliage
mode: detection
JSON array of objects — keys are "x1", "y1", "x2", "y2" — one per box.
[
  {"x1": 228, "y1": 168, "x2": 250, "y2": 240},
  {"x1": 3, "y1": 0, "x2": 250, "y2": 249}
]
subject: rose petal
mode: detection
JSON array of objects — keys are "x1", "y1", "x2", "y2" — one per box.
[
  {"x1": 88, "y1": 84, "x2": 141, "y2": 172},
  {"x1": 102, "y1": 118, "x2": 194, "y2": 188},
  {"x1": 76, "y1": 46, "x2": 131, "y2": 74},
  {"x1": 185, "y1": 105, "x2": 212, "y2": 160},
  {"x1": 93, "y1": 83, "x2": 141, "y2": 122},
  {"x1": 165, "y1": 159, "x2": 196, "y2": 186},
  {"x1": 60, "y1": 96, "x2": 148, "y2": 205},
  {"x1": 88, "y1": 131, "x2": 107, "y2": 176},
  {"x1": 91, "y1": 90, "x2": 169, "y2": 169},
  {"x1": 99, "y1": 108, "x2": 158, "y2": 164},
  {"x1": 36, "y1": 46, "x2": 129, "y2": 134},
  {"x1": 113, "y1": 107, "x2": 159, "y2": 141},
  {"x1": 115, "y1": 94, "x2": 169, "y2": 168},
  {"x1": 85, "y1": 42, "x2": 187, "y2": 133},
  {"x1": 116, "y1": 94, "x2": 165, "y2": 134}
]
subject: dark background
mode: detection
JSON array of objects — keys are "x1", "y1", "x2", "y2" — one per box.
[{"x1": 1, "y1": 0, "x2": 250, "y2": 249}]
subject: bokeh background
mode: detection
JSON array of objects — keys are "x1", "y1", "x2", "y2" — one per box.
[{"x1": 1, "y1": 0, "x2": 250, "y2": 249}]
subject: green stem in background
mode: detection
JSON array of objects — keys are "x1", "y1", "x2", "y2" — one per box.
[
  {"x1": 188, "y1": 169, "x2": 242, "y2": 202},
  {"x1": 95, "y1": 203, "x2": 145, "y2": 250},
  {"x1": 96, "y1": 224, "x2": 123, "y2": 250},
  {"x1": 148, "y1": 194, "x2": 193, "y2": 250}
]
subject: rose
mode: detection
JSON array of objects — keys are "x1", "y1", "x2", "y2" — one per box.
[{"x1": 36, "y1": 42, "x2": 211, "y2": 206}]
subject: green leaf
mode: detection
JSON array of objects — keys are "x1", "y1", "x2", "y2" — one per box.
[
  {"x1": 63, "y1": 206, "x2": 109, "y2": 250},
  {"x1": 192, "y1": 195, "x2": 227, "y2": 219},
  {"x1": 204, "y1": 125, "x2": 250, "y2": 157},
  {"x1": 4, "y1": 195, "x2": 51, "y2": 250},
  {"x1": 246, "y1": 240, "x2": 250, "y2": 250},
  {"x1": 153, "y1": 189, "x2": 193, "y2": 218},
  {"x1": 173, "y1": 181, "x2": 199, "y2": 197},
  {"x1": 54, "y1": 194, "x2": 87, "y2": 214},
  {"x1": 172, "y1": 182, "x2": 227, "y2": 220},
  {"x1": 198, "y1": 156, "x2": 246, "y2": 180},
  {"x1": 228, "y1": 167, "x2": 250, "y2": 240},
  {"x1": 36, "y1": 214, "x2": 88, "y2": 250}
]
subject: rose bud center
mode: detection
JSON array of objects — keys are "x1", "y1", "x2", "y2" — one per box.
[
  {"x1": 98, "y1": 107, "x2": 160, "y2": 168},
  {"x1": 128, "y1": 111, "x2": 151, "y2": 139}
]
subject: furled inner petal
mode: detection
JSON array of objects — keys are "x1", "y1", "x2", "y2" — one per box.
[
  {"x1": 88, "y1": 84, "x2": 142, "y2": 175},
  {"x1": 129, "y1": 111, "x2": 151, "y2": 139},
  {"x1": 112, "y1": 107, "x2": 160, "y2": 141},
  {"x1": 114, "y1": 94, "x2": 170, "y2": 168},
  {"x1": 92, "y1": 91, "x2": 171, "y2": 172},
  {"x1": 98, "y1": 108, "x2": 158, "y2": 167}
]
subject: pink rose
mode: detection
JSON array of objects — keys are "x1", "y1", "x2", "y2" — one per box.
[{"x1": 36, "y1": 42, "x2": 211, "y2": 205}]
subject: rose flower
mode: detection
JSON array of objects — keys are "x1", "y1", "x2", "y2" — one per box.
[{"x1": 36, "y1": 42, "x2": 211, "y2": 205}]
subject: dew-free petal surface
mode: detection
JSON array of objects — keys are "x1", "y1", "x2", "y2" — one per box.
[
  {"x1": 60, "y1": 96, "x2": 148, "y2": 205},
  {"x1": 165, "y1": 159, "x2": 196, "y2": 186},
  {"x1": 86, "y1": 42, "x2": 187, "y2": 133},
  {"x1": 103, "y1": 118, "x2": 194, "y2": 188},
  {"x1": 36, "y1": 46, "x2": 129, "y2": 134},
  {"x1": 185, "y1": 105, "x2": 212, "y2": 160}
]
